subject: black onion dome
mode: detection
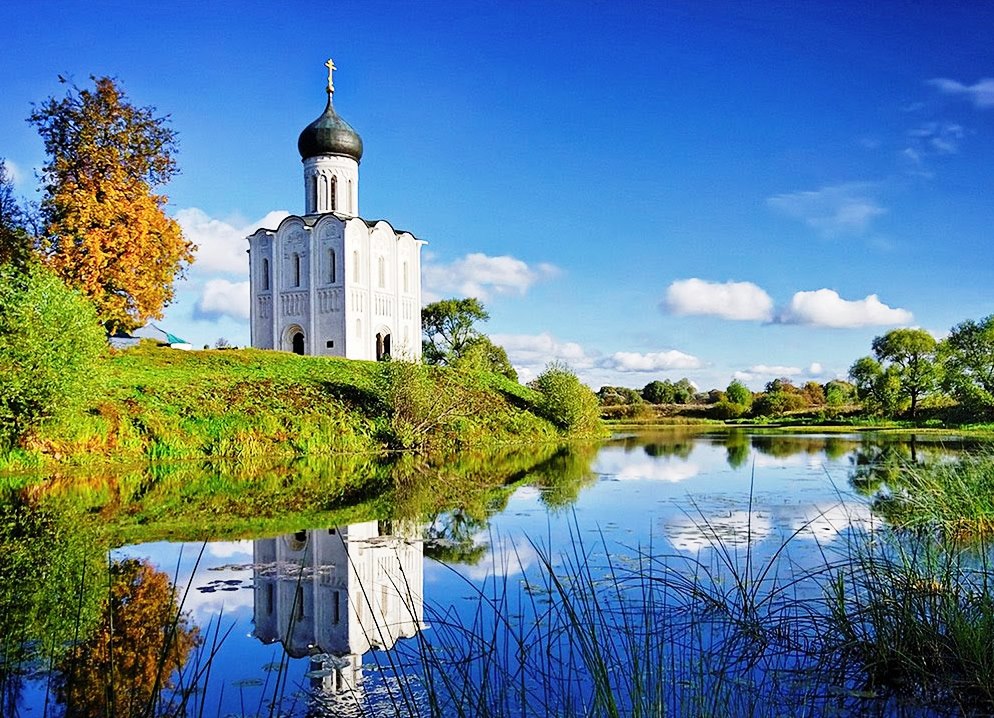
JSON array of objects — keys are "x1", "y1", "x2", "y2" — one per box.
[{"x1": 297, "y1": 96, "x2": 363, "y2": 161}]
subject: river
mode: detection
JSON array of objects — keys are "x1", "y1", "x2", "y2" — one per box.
[{"x1": 2, "y1": 429, "x2": 988, "y2": 717}]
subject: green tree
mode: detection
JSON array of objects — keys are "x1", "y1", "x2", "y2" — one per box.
[
  {"x1": 941, "y1": 315, "x2": 994, "y2": 410},
  {"x1": 849, "y1": 356, "x2": 901, "y2": 415},
  {"x1": 421, "y1": 297, "x2": 490, "y2": 365},
  {"x1": 824, "y1": 379, "x2": 857, "y2": 416},
  {"x1": 453, "y1": 335, "x2": 518, "y2": 381},
  {"x1": 871, "y1": 328, "x2": 939, "y2": 418},
  {"x1": 0, "y1": 159, "x2": 32, "y2": 267},
  {"x1": 642, "y1": 380, "x2": 675, "y2": 404},
  {"x1": 725, "y1": 380, "x2": 752, "y2": 407},
  {"x1": 29, "y1": 76, "x2": 195, "y2": 332},
  {"x1": 533, "y1": 361, "x2": 601, "y2": 434},
  {"x1": 673, "y1": 378, "x2": 697, "y2": 404},
  {"x1": 0, "y1": 263, "x2": 105, "y2": 446}
]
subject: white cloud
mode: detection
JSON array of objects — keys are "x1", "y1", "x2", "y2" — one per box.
[
  {"x1": 767, "y1": 182, "x2": 886, "y2": 236},
  {"x1": 778, "y1": 289, "x2": 913, "y2": 328},
  {"x1": 195, "y1": 279, "x2": 250, "y2": 321},
  {"x1": 663, "y1": 278, "x2": 773, "y2": 321},
  {"x1": 422, "y1": 252, "x2": 559, "y2": 301},
  {"x1": 599, "y1": 350, "x2": 701, "y2": 373},
  {"x1": 927, "y1": 77, "x2": 994, "y2": 109},
  {"x1": 176, "y1": 207, "x2": 289, "y2": 274}
]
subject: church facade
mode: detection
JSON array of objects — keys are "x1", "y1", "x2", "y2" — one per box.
[{"x1": 247, "y1": 60, "x2": 424, "y2": 361}]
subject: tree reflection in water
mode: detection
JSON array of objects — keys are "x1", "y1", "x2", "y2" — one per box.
[{"x1": 55, "y1": 558, "x2": 199, "y2": 718}]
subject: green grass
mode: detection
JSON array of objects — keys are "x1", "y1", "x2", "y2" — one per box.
[
  {"x1": 0, "y1": 343, "x2": 594, "y2": 476},
  {"x1": 868, "y1": 452, "x2": 994, "y2": 539}
]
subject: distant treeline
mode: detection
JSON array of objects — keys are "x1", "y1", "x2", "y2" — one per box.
[{"x1": 600, "y1": 314, "x2": 994, "y2": 423}]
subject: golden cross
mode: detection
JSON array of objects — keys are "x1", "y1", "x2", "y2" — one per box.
[{"x1": 325, "y1": 58, "x2": 336, "y2": 95}]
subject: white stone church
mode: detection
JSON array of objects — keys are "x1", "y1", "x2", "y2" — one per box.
[{"x1": 247, "y1": 60, "x2": 424, "y2": 360}]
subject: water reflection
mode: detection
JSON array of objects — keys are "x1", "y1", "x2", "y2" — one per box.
[{"x1": 252, "y1": 521, "x2": 425, "y2": 695}]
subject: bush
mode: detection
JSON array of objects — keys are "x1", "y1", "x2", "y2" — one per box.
[
  {"x1": 711, "y1": 400, "x2": 749, "y2": 420},
  {"x1": 0, "y1": 262, "x2": 104, "y2": 446},
  {"x1": 534, "y1": 362, "x2": 602, "y2": 434}
]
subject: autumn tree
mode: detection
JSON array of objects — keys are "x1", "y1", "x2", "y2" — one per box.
[
  {"x1": 55, "y1": 558, "x2": 199, "y2": 718},
  {"x1": 28, "y1": 77, "x2": 195, "y2": 333}
]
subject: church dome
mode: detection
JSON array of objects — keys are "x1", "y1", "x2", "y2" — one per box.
[{"x1": 297, "y1": 97, "x2": 363, "y2": 162}]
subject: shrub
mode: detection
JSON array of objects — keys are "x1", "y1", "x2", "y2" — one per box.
[
  {"x1": 0, "y1": 262, "x2": 104, "y2": 447},
  {"x1": 534, "y1": 361, "x2": 602, "y2": 434},
  {"x1": 711, "y1": 400, "x2": 749, "y2": 420}
]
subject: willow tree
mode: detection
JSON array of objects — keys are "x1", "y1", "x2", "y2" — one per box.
[{"x1": 29, "y1": 77, "x2": 195, "y2": 332}]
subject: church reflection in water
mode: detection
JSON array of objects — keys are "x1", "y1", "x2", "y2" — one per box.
[{"x1": 252, "y1": 521, "x2": 425, "y2": 695}]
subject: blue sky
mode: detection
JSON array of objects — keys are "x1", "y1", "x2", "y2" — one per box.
[{"x1": 2, "y1": 1, "x2": 992, "y2": 390}]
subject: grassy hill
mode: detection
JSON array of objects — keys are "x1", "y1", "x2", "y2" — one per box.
[{"x1": 1, "y1": 343, "x2": 580, "y2": 474}]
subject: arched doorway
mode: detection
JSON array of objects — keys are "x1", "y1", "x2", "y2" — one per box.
[
  {"x1": 375, "y1": 332, "x2": 391, "y2": 361},
  {"x1": 292, "y1": 332, "x2": 305, "y2": 355}
]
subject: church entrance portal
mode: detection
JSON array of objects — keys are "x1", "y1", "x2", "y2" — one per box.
[
  {"x1": 292, "y1": 332, "x2": 305, "y2": 355},
  {"x1": 375, "y1": 332, "x2": 391, "y2": 361}
]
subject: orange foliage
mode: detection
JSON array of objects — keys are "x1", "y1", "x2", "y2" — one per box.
[
  {"x1": 30, "y1": 77, "x2": 195, "y2": 333},
  {"x1": 56, "y1": 558, "x2": 200, "y2": 717}
]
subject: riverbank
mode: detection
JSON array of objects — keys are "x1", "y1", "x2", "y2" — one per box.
[{"x1": 1, "y1": 344, "x2": 598, "y2": 478}]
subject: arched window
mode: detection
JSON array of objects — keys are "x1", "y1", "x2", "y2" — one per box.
[
  {"x1": 328, "y1": 248, "x2": 336, "y2": 284},
  {"x1": 377, "y1": 256, "x2": 385, "y2": 288},
  {"x1": 262, "y1": 257, "x2": 270, "y2": 291},
  {"x1": 309, "y1": 176, "x2": 317, "y2": 213},
  {"x1": 403, "y1": 262, "x2": 409, "y2": 292},
  {"x1": 293, "y1": 253, "x2": 301, "y2": 288},
  {"x1": 318, "y1": 175, "x2": 327, "y2": 212},
  {"x1": 353, "y1": 251, "x2": 360, "y2": 282},
  {"x1": 330, "y1": 176, "x2": 338, "y2": 212}
]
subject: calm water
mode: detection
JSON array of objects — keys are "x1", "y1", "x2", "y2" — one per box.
[{"x1": 3, "y1": 430, "x2": 987, "y2": 717}]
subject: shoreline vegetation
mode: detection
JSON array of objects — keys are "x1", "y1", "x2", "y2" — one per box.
[{"x1": 0, "y1": 342, "x2": 605, "y2": 481}]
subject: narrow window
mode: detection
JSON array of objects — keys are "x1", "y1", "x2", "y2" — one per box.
[
  {"x1": 403, "y1": 262, "x2": 409, "y2": 292},
  {"x1": 348, "y1": 179, "x2": 353, "y2": 212},
  {"x1": 330, "y1": 176, "x2": 338, "y2": 212},
  {"x1": 377, "y1": 256, "x2": 385, "y2": 288},
  {"x1": 262, "y1": 258, "x2": 270, "y2": 291},
  {"x1": 309, "y1": 175, "x2": 317, "y2": 213},
  {"x1": 295, "y1": 585, "x2": 304, "y2": 620},
  {"x1": 356, "y1": 318, "x2": 361, "y2": 337},
  {"x1": 332, "y1": 591, "x2": 341, "y2": 624},
  {"x1": 328, "y1": 248, "x2": 336, "y2": 283},
  {"x1": 293, "y1": 253, "x2": 301, "y2": 287},
  {"x1": 353, "y1": 251, "x2": 360, "y2": 282}
]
